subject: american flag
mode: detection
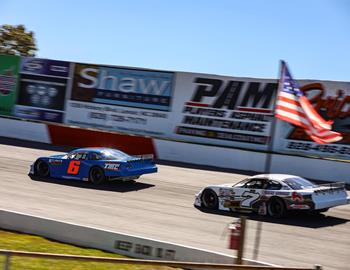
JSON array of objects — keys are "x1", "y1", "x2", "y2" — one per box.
[{"x1": 275, "y1": 61, "x2": 342, "y2": 144}]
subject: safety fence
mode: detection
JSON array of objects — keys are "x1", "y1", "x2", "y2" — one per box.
[{"x1": 0, "y1": 249, "x2": 322, "y2": 270}]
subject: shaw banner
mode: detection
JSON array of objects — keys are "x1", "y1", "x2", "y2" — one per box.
[
  {"x1": 64, "y1": 63, "x2": 175, "y2": 137},
  {"x1": 272, "y1": 80, "x2": 350, "y2": 160},
  {"x1": 167, "y1": 72, "x2": 278, "y2": 151},
  {"x1": 0, "y1": 54, "x2": 20, "y2": 116},
  {"x1": 14, "y1": 57, "x2": 71, "y2": 123}
]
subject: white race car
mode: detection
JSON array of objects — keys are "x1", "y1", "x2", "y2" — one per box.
[{"x1": 194, "y1": 174, "x2": 349, "y2": 217}]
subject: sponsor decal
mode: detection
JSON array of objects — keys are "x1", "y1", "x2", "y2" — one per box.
[
  {"x1": 14, "y1": 57, "x2": 71, "y2": 123},
  {"x1": 0, "y1": 67, "x2": 17, "y2": 96},
  {"x1": 64, "y1": 64, "x2": 174, "y2": 137},
  {"x1": 49, "y1": 159, "x2": 63, "y2": 165},
  {"x1": 273, "y1": 81, "x2": 350, "y2": 160},
  {"x1": 71, "y1": 64, "x2": 174, "y2": 111},
  {"x1": 114, "y1": 240, "x2": 176, "y2": 260},
  {"x1": 0, "y1": 54, "x2": 20, "y2": 116},
  {"x1": 173, "y1": 75, "x2": 277, "y2": 149},
  {"x1": 291, "y1": 192, "x2": 304, "y2": 202},
  {"x1": 21, "y1": 58, "x2": 70, "y2": 77},
  {"x1": 104, "y1": 163, "x2": 120, "y2": 171}
]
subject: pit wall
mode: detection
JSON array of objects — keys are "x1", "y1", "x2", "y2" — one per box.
[{"x1": 0, "y1": 117, "x2": 349, "y2": 183}]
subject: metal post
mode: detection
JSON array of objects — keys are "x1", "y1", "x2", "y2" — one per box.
[
  {"x1": 3, "y1": 254, "x2": 11, "y2": 270},
  {"x1": 314, "y1": 265, "x2": 322, "y2": 270},
  {"x1": 236, "y1": 216, "x2": 247, "y2": 265},
  {"x1": 252, "y1": 221, "x2": 262, "y2": 260},
  {"x1": 264, "y1": 60, "x2": 285, "y2": 173}
]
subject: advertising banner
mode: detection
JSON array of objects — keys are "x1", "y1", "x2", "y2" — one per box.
[
  {"x1": 0, "y1": 54, "x2": 20, "y2": 116},
  {"x1": 167, "y1": 72, "x2": 278, "y2": 150},
  {"x1": 14, "y1": 57, "x2": 71, "y2": 123},
  {"x1": 273, "y1": 80, "x2": 350, "y2": 160},
  {"x1": 64, "y1": 63, "x2": 174, "y2": 137}
]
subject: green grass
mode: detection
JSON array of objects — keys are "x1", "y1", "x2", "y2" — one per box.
[{"x1": 0, "y1": 230, "x2": 177, "y2": 270}]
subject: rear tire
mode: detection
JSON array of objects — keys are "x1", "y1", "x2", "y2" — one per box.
[
  {"x1": 201, "y1": 189, "x2": 218, "y2": 210},
  {"x1": 267, "y1": 198, "x2": 286, "y2": 218},
  {"x1": 89, "y1": 167, "x2": 105, "y2": 185},
  {"x1": 35, "y1": 160, "x2": 50, "y2": 178}
]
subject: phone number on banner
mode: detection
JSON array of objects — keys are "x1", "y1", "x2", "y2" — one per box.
[{"x1": 286, "y1": 141, "x2": 350, "y2": 156}]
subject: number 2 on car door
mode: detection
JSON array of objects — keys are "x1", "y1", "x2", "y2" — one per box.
[{"x1": 240, "y1": 191, "x2": 260, "y2": 208}]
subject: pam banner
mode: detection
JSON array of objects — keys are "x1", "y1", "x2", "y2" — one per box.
[
  {"x1": 168, "y1": 72, "x2": 278, "y2": 150},
  {"x1": 0, "y1": 54, "x2": 20, "y2": 116},
  {"x1": 273, "y1": 80, "x2": 350, "y2": 160},
  {"x1": 14, "y1": 57, "x2": 71, "y2": 123},
  {"x1": 64, "y1": 63, "x2": 174, "y2": 137}
]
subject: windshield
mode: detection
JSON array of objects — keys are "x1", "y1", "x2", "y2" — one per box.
[{"x1": 283, "y1": 177, "x2": 317, "y2": 190}]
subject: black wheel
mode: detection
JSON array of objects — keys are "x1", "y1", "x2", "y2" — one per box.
[
  {"x1": 89, "y1": 167, "x2": 105, "y2": 185},
  {"x1": 267, "y1": 198, "x2": 286, "y2": 218},
  {"x1": 201, "y1": 189, "x2": 218, "y2": 210},
  {"x1": 35, "y1": 160, "x2": 50, "y2": 178}
]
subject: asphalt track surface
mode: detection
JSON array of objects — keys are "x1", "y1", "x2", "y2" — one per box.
[{"x1": 0, "y1": 138, "x2": 349, "y2": 270}]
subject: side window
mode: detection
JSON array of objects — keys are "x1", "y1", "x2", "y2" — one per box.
[
  {"x1": 75, "y1": 152, "x2": 88, "y2": 160},
  {"x1": 67, "y1": 153, "x2": 76, "y2": 159},
  {"x1": 244, "y1": 179, "x2": 265, "y2": 189},
  {"x1": 265, "y1": 180, "x2": 282, "y2": 190},
  {"x1": 90, "y1": 152, "x2": 102, "y2": 160}
]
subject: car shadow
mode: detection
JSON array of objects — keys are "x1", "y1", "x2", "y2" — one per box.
[
  {"x1": 29, "y1": 175, "x2": 155, "y2": 192},
  {"x1": 195, "y1": 206, "x2": 349, "y2": 228}
]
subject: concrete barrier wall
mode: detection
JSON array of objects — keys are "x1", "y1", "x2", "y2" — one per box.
[
  {"x1": 0, "y1": 118, "x2": 51, "y2": 143},
  {"x1": 154, "y1": 139, "x2": 267, "y2": 172},
  {"x1": 0, "y1": 209, "x2": 273, "y2": 266},
  {"x1": 270, "y1": 154, "x2": 350, "y2": 183}
]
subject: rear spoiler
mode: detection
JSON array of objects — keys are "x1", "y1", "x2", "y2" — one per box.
[
  {"x1": 133, "y1": 154, "x2": 154, "y2": 161},
  {"x1": 315, "y1": 182, "x2": 345, "y2": 192}
]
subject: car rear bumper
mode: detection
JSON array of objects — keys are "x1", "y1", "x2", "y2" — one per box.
[
  {"x1": 314, "y1": 197, "x2": 349, "y2": 210},
  {"x1": 115, "y1": 166, "x2": 158, "y2": 177}
]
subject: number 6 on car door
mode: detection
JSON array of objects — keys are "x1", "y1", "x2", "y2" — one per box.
[
  {"x1": 67, "y1": 161, "x2": 80, "y2": 174},
  {"x1": 240, "y1": 191, "x2": 260, "y2": 208}
]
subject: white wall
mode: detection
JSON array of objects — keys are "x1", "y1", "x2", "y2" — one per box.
[
  {"x1": 270, "y1": 154, "x2": 350, "y2": 183},
  {"x1": 0, "y1": 118, "x2": 50, "y2": 143},
  {"x1": 154, "y1": 139, "x2": 267, "y2": 172}
]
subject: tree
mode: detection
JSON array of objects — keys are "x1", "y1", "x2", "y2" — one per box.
[{"x1": 0, "y1": 24, "x2": 37, "y2": 56}]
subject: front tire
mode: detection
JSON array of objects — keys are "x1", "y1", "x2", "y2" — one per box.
[
  {"x1": 267, "y1": 198, "x2": 286, "y2": 218},
  {"x1": 35, "y1": 160, "x2": 50, "y2": 178},
  {"x1": 201, "y1": 189, "x2": 218, "y2": 210},
  {"x1": 89, "y1": 167, "x2": 105, "y2": 185}
]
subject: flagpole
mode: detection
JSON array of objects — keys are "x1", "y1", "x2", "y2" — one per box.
[{"x1": 264, "y1": 60, "x2": 285, "y2": 173}]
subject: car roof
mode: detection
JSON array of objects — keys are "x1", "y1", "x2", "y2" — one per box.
[
  {"x1": 71, "y1": 147, "x2": 122, "y2": 154},
  {"x1": 249, "y1": 174, "x2": 301, "y2": 182}
]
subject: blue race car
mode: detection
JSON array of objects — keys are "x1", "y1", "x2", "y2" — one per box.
[{"x1": 29, "y1": 147, "x2": 157, "y2": 184}]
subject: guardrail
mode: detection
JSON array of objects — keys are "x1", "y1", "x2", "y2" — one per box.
[{"x1": 0, "y1": 249, "x2": 322, "y2": 270}]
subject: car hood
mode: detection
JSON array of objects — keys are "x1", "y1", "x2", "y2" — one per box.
[{"x1": 208, "y1": 183, "x2": 233, "y2": 188}]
